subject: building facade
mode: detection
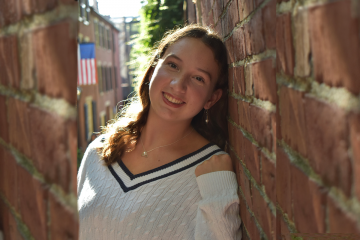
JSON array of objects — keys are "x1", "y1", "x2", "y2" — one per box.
[{"x1": 78, "y1": 1, "x2": 123, "y2": 153}]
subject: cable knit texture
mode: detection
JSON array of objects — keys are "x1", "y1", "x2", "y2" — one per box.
[{"x1": 78, "y1": 136, "x2": 242, "y2": 240}]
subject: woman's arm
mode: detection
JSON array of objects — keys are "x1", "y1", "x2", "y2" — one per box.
[{"x1": 194, "y1": 155, "x2": 242, "y2": 240}]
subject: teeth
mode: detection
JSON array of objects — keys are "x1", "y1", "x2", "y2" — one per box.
[{"x1": 164, "y1": 93, "x2": 184, "y2": 104}]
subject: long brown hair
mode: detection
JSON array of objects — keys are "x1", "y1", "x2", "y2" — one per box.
[{"x1": 98, "y1": 24, "x2": 229, "y2": 166}]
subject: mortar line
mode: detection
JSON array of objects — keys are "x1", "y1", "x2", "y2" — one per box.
[
  {"x1": 276, "y1": 203, "x2": 298, "y2": 233},
  {"x1": 228, "y1": 118, "x2": 276, "y2": 162},
  {"x1": 0, "y1": 138, "x2": 78, "y2": 214},
  {"x1": 230, "y1": 143, "x2": 276, "y2": 215},
  {"x1": 223, "y1": 0, "x2": 273, "y2": 41},
  {"x1": 0, "y1": 84, "x2": 77, "y2": 120},
  {"x1": 238, "y1": 187, "x2": 270, "y2": 240},
  {"x1": 230, "y1": 49, "x2": 276, "y2": 68},
  {"x1": 229, "y1": 91, "x2": 277, "y2": 113},
  {"x1": 276, "y1": 74, "x2": 360, "y2": 112},
  {"x1": 0, "y1": 194, "x2": 36, "y2": 240},
  {"x1": 276, "y1": 0, "x2": 342, "y2": 15},
  {"x1": 0, "y1": 4, "x2": 78, "y2": 37},
  {"x1": 278, "y1": 140, "x2": 360, "y2": 224}
]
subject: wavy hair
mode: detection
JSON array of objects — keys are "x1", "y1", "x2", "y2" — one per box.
[{"x1": 98, "y1": 24, "x2": 229, "y2": 166}]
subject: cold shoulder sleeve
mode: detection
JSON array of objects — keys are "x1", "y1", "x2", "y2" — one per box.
[{"x1": 195, "y1": 170, "x2": 242, "y2": 240}]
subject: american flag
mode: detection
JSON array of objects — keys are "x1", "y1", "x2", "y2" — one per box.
[{"x1": 78, "y1": 43, "x2": 97, "y2": 85}]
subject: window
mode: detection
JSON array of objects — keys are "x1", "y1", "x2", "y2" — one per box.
[
  {"x1": 112, "y1": 32, "x2": 116, "y2": 52},
  {"x1": 98, "y1": 65, "x2": 102, "y2": 93},
  {"x1": 79, "y1": 0, "x2": 90, "y2": 24},
  {"x1": 84, "y1": 104, "x2": 89, "y2": 141},
  {"x1": 107, "y1": 28, "x2": 111, "y2": 49},
  {"x1": 94, "y1": 20, "x2": 99, "y2": 46},
  {"x1": 109, "y1": 67, "x2": 112, "y2": 90},
  {"x1": 114, "y1": 66, "x2": 117, "y2": 88},
  {"x1": 92, "y1": 101, "x2": 97, "y2": 132}
]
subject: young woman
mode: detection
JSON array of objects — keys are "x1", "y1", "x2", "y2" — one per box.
[{"x1": 77, "y1": 25, "x2": 242, "y2": 240}]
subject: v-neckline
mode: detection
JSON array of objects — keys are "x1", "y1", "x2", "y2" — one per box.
[{"x1": 107, "y1": 142, "x2": 223, "y2": 192}]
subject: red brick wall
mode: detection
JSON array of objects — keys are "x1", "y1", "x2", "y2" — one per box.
[
  {"x1": 0, "y1": 0, "x2": 79, "y2": 239},
  {"x1": 276, "y1": 0, "x2": 360, "y2": 238},
  {"x1": 188, "y1": 0, "x2": 360, "y2": 239}
]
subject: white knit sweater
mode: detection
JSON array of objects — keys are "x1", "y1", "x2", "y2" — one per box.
[{"x1": 77, "y1": 136, "x2": 242, "y2": 240}]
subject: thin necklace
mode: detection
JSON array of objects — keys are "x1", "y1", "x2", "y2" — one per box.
[{"x1": 139, "y1": 128, "x2": 193, "y2": 158}]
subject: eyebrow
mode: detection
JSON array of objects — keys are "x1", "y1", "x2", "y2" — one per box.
[{"x1": 165, "y1": 53, "x2": 213, "y2": 81}]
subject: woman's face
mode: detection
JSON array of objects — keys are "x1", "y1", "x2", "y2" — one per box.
[{"x1": 148, "y1": 37, "x2": 222, "y2": 123}]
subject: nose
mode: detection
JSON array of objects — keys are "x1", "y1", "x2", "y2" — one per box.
[{"x1": 170, "y1": 74, "x2": 187, "y2": 93}]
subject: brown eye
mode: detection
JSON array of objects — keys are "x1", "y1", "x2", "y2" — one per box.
[
  {"x1": 168, "y1": 62, "x2": 178, "y2": 69},
  {"x1": 194, "y1": 76, "x2": 205, "y2": 82}
]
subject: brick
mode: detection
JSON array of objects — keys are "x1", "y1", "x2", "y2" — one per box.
[
  {"x1": 187, "y1": 0, "x2": 196, "y2": 24},
  {"x1": 350, "y1": 113, "x2": 360, "y2": 200},
  {"x1": 327, "y1": 195, "x2": 360, "y2": 234},
  {"x1": 309, "y1": 0, "x2": 360, "y2": 94},
  {"x1": 244, "y1": 10, "x2": 265, "y2": 55},
  {"x1": 276, "y1": 14, "x2": 294, "y2": 76},
  {"x1": 19, "y1": 33, "x2": 35, "y2": 90},
  {"x1": 252, "y1": 188, "x2": 273, "y2": 239},
  {"x1": 262, "y1": 0, "x2": 276, "y2": 50},
  {"x1": 254, "y1": 0, "x2": 265, "y2": 8},
  {"x1": 49, "y1": 193, "x2": 78, "y2": 240},
  {"x1": 261, "y1": 153, "x2": 275, "y2": 203},
  {"x1": 244, "y1": 64, "x2": 253, "y2": 96},
  {"x1": 200, "y1": 0, "x2": 209, "y2": 26},
  {"x1": 239, "y1": 163, "x2": 253, "y2": 209},
  {"x1": 213, "y1": 0, "x2": 223, "y2": 21},
  {"x1": 28, "y1": 106, "x2": 71, "y2": 192},
  {"x1": 276, "y1": 148, "x2": 292, "y2": 220},
  {"x1": 67, "y1": 119, "x2": 78, "y2": 195},
  {"x1": 22, "y1": 0, "x2": 57, "y2": 15},
  {"x1": 232, "y1": 26, "x2": 247, "y2": 61},
  {"x1": 228, "y1": 122, "x2": 237, "y2": 150},
  {"x1": 234, "y1": 66, "x2": 245, "y2": 95},
  {"x1": 280, "y1": 217, "x2": 291, "y2": 240},
  {"x1": 251, "y1": 58, "x2": 276, "y2": 104},
  {"x1": 291, "y1": 165, "x2": 327, "y2": 233},
  {"x1": 33, "y1": 21, "x2": 78, "y2": 105},
  {"x1": 234, "y1": 126, "x2": 244, "y2": 161},
  {"x1": 0, "y1": 201, "x2": 23, "y2": 240},
  {"x1": 239, "y1": 196, "x2": 261, "y2": 240},
  {"x1": 227, "y1": 0, "x2": 239, "y2": 33},
  {"x1": 226, "y1": 37, "x2": 235, "y2": 64},
  {"x1": 293, "y1": 10, "x2": 311, "y2": 77},
  {"x1": 0, "y1": 0, "x2": 22, "y2": 26},
  {"x1": 271, "y1": 113, "x2": 276, "y2": 152},
  {"x1": 229, "y1": 97, "x2": 239, "y2": 125},
  {"x1": 17, "y1": 166, "x2": 48, "y2": 240},
  {"x1": 215, "y1": 21, "x2": 223, "y2": 38},
  {"x1": 279, "y1": 86, "x2": 307, "y2": 157},
  {"x1": 0, "y1": 35, "x2": 20, "y2": 88},
  {"x1": 228, "y1": 67, "x2": 234, "y2": 93},
  {"x1": 230, "y1": 148, "x2": 241, "y2": 186},
  {"x1": 243, "y1": 137, "x2": 261, "y2": 184},
  {"x1": 0, "y1": 95, "x2": 8, "y2": 142},
  {"x1": 276, "y1": 208, "x2": 282, "y2": 240},
  {"x1": 238, "y1": 100, "x2": 251, "y2": 132},
  {"x1": 0, "y1": 148, "x2": 18, "y2": 211},
  {"x1": 8, "y1": 98, "x2": 32, "y2": 158},
  {"x1": 208, "y1": 9, "x2": 215, "y2": 27},
  {"x1": 304, "y1": 96, "x2": 352, "y2": 196},
  {"x1": 59, "y1": 0, "x2": 79, "y2": 4},
  {"x1": 238, "y1": 0, "x2": 254, "y2": 21},
  {"x1": 249, "y1": 105, "x2": 273, "y2": 151}
]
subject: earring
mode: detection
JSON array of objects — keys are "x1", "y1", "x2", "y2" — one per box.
[{"x1": 205, "y1": 109, "x2": 209, "y2": 124}]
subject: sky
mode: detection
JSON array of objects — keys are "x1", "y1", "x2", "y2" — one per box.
[{"x1": 90, "y1": 0, "x2": 145, "y2": 20}]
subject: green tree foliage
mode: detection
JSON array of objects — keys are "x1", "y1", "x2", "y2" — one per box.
[{"x1": 129, "y1": 0, "x2": 184, "y2": 87}]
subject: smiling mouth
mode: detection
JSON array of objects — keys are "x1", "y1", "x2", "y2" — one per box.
[{"x1": 163, "y1": 92, "x2": 185, "y2": 104}]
